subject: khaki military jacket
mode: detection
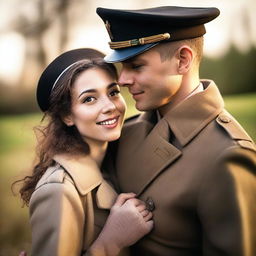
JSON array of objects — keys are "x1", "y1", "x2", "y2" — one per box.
[
  {"x1": 29, "y1": 154, "x2": 118, "y2": 256},
  {"x1": 112, "y1": 80, "x2": 256, "y2": 256}
]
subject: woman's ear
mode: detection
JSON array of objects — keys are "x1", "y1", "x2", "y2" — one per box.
[
  {"x1": 63, "y1": 115, "x2": 74, "y2": 127},
  {"x1": 176, "y1": 46, "x2": 193, "y2": 74}
]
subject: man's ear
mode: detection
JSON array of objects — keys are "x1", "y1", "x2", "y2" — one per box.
[
  {"x1": 176, "y1": 46, "x2": 193, "y2": 74},
  {"x1": 63, "y1": 115, "x2": 74, "y2": 127}
]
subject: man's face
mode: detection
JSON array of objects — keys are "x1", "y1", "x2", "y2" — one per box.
[{"x1": 118, "y1": 46, "x2": 182, "y2": 112}]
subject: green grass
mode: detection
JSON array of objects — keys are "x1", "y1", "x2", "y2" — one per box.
[
  {"x1": 0, "y1": 114, "x2": 40, "y2": 255},
  {"x1": 0, "y1": 93, "x2": 255, "y2": 255},
  {"x1": 224, "y1": 93, "x2": 256, "y2": 139}
]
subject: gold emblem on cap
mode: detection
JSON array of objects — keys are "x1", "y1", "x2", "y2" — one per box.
[
  {"x1": 105, "y1": 20, "x2": 114, "y2": 40},
  {"x1": 109, "y1": 33, "x2": 170, "y2": 49}
]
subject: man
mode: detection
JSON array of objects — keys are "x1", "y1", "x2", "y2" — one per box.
[{"x1": 97, "y1": 6, "x2": 256, "y2": 256}]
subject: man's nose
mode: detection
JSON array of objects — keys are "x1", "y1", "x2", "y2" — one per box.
[{"x1": 118, "y1": 69, "x2": 133, "y2": 87}]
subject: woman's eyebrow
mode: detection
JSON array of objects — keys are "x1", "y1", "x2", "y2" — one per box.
[
  {"x1": 78, "y1": 83, "x2": 118, "y2": 99},
  {"x1": 78, "y1": 89, "x2": 96, "y2": 99}
]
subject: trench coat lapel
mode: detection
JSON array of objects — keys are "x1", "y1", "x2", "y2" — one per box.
[
  {"x1": 165, "y1": 80, "x2": 224, "y2": 146},
  {"x1": 53, "y1": 154, "x2": 117, "y2": 209},
  {"x1": 117, "y1": 113, "x2": 182, "y2": 196}
]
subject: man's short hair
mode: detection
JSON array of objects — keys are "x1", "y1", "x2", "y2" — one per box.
[{"x1": 156, "y1": 36, "x2": 204, "y2": 65}]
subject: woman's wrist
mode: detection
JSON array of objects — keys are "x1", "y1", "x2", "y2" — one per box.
[{"x1": 87, "y1": 235, "x2": 121, "y2": 256}]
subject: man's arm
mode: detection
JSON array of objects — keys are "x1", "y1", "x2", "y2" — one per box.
[{"x1": 198, "y1": 146, "x2": 256, "y2": 256}]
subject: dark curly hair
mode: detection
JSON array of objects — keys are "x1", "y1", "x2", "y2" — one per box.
[{"x1": 16, "y1": 58, "x2": 118, "y2": 205}]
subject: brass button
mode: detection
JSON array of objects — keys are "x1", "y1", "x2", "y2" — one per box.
[
  {"x1": 145, "y1": 197, "x2": 155, "y2": 211},
  {"x1": 218, "y1": 115, "x2": 231, "y2": 123}
]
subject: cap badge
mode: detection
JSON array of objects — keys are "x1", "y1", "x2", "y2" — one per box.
[{"x1": 105, "y1": 20, "x2": 114, "y2": 40}]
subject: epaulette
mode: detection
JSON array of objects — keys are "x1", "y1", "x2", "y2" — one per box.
[{"x1": 216, "y1": 111, "x2": 256, "y2": 152}]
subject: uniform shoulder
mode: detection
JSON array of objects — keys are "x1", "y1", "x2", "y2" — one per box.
[{"x1": 216, "y1": 110, "x2": 256, "y2": 152}]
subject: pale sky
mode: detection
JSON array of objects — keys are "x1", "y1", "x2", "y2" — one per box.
[{"x1": 0, "y1": 0, "x2": 255, "y2": 85}]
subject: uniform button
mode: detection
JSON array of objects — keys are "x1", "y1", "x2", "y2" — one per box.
[
  {"x1": 218, "y1": 115, "x2": 231, "y2": 123},
  {"x1": 145, "y1": 197, "x2": 155, "y2": 211}
]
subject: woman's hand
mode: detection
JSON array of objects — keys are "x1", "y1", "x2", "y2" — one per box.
[
  {"x1": 103, "y1": 193, "x2": 154, "y2": 247},
  {"x1": 88, "y1": 193, "x2": 154, "y2": 256}
]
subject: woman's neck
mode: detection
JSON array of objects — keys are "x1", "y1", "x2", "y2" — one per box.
[{"x1": 85, "y1": 138, "x2": 108, "y2": 167}]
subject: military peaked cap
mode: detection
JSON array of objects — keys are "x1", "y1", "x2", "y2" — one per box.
[
  {"x1": 36, "y1": 48, "x2": 105, "y2": 112},
  {"x1": 96, "y1": 6, "x2": 220, "y2": 62}
]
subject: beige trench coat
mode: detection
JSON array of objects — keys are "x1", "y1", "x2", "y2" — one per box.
[
  {"x1": 29, "y1": 154, "x2": 118, "y2": 256},
  {"x1": 109, "y1": 80, "x2": 256, "y2": 256}
]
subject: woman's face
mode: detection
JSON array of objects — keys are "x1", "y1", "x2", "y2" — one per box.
[{"x1": 65, "y1": 67, "x2": 126, "y2": 144}]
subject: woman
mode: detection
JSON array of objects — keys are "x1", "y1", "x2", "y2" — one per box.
[{"x1": 18, "y1": 48, "x2": 153, "y2": 256}]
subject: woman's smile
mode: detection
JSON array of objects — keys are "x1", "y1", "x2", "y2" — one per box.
[{"x1": 96, "y1": 116, "x2": 120, "y2": 128}]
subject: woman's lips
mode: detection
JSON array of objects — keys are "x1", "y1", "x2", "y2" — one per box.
[{"x1": 96, "y1": 116, "x2": 119, "y2": 128}]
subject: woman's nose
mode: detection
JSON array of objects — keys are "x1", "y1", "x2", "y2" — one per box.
[{"x1": 102, "y1": 98, "x2": 116, "y2": 113}]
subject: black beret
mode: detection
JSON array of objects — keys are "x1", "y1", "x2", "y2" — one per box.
[
  {"x1": 96, "y1": 6, "x2": 220, "y2": 62},
  {"x1": 36, "y1": 48, "x2": 105, "y2": 112}
]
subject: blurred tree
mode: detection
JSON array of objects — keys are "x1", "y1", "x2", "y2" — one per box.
[
  {"x1": 12, "y1": 0, "x2": 75, "y2": 83},
  {"x1": 0, "y1": 0, "x2": 87, "y2": 114},
  {"x1": 201, "y1": 47, "x2": 256, "y2": 95}
]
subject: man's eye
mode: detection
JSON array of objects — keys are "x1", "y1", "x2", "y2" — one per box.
[
  {"x1": 132, "y1": 64, "x2": 143, "y2": 70},
  {"x1": 109, "y1": 90, "x2": 121, "y2": 97},
  {"x1": 83, "y1": 96, "x2": 96, "y2": 103}
]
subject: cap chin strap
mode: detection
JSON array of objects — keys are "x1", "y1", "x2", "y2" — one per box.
[{"x1": 109, "y1": 33, "x2": 170, "y2": 49}]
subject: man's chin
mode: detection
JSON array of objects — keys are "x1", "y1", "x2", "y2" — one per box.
[{"x1": 135, "y1": 103, "x2": 156, "y2": 112}]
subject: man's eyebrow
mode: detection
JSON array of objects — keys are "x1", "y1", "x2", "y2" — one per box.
[{"x1": 78, "y1": 82, "x2": 118, "y2": 98}]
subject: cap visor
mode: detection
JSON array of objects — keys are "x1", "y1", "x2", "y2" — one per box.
[{"x1": 104, "y1": 43, "x2": 158, "y2": 63}]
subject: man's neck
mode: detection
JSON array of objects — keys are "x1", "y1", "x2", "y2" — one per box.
[{"x1": 158, "y1": 76, "x2": 201, "y2": 117}]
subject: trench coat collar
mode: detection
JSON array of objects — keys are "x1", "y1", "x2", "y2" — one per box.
[
  {"x1": 163, "y1": 80, "x2": 224, "y2": 146},
  {"x1": 54, "y1": 154, "x2": 117, "y2": 209}
]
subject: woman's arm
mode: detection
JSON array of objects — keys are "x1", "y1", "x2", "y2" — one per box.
[
  {"x1": 29, "y1": 180, "x2": 85, "y2": 256},
  {"x1": 87, "y1": 193, "x2": 154, "y2": 256},
  {"x1": 30, "y1": 179, "x2": 153, "y2": 256}
]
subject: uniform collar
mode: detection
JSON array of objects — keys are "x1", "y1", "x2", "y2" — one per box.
[
  {"x1": 53, "y1": 154, "x2": 117, "y2": 209},
  {"x1": 163, "y1": 80, "x2": 224, "y2": 146}
]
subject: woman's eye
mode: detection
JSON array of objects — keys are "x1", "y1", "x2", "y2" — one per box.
[
  {"x1": 83, "y1": 96, "x2": 96, "y2": 103},
  {"x1": 109, "y1": 90, "x2": 121, "y2": 97}
]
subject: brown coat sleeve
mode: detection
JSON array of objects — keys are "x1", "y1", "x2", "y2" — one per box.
[
  {"x1": 198, "y1": 146, "x2": 256, "y2": 256},
  {"x1": 29, "y1": 172, "x2": 86, "y2": 256}
]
